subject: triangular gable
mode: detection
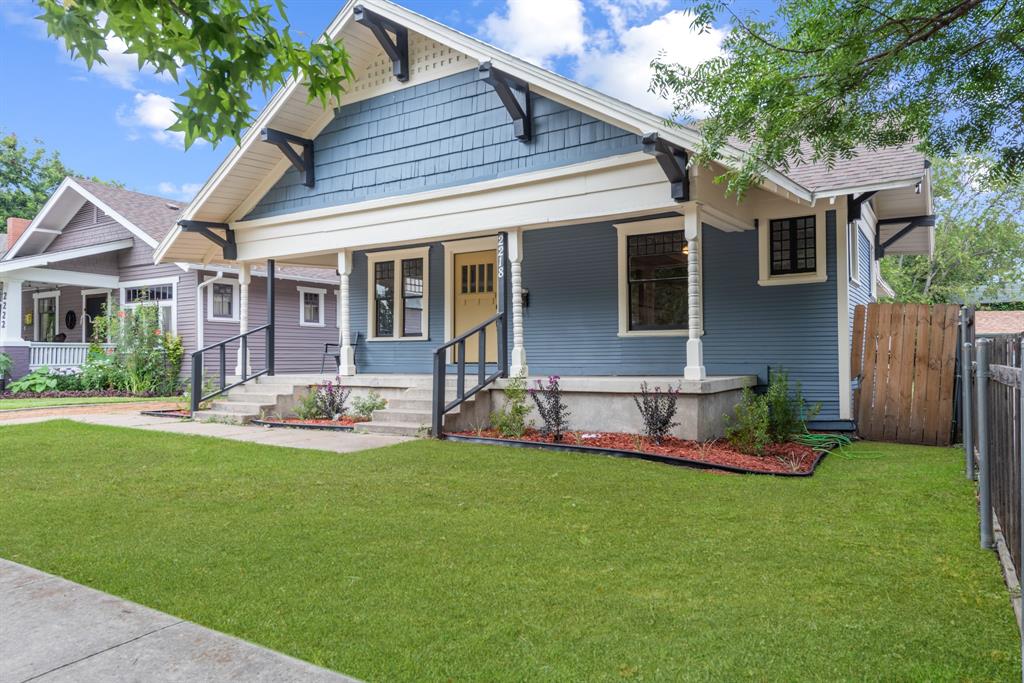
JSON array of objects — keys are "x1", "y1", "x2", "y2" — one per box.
[
  {"x1": 161, "y1": 0, "x2": 814, "y2": 246},
  {"x1": 4, "y1": 177, "x2": 158, "y2": 261}
]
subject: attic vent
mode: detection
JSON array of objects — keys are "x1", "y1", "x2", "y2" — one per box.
[{"x1": 165, "y1": 203, "x2": 180, "y2": 210}]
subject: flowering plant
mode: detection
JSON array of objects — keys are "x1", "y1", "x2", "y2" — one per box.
[{"x1": 528, "y1": 375, "x2": 571, "y2": 442}]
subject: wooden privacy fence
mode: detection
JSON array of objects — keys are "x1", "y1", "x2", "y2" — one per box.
[{"x1": 851, "y1": 303, "x2": 960, "y2": 445}]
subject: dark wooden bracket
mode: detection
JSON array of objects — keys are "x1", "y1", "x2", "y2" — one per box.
[
  {"x1": 354, "y1": 5, "x2": 409, "y2": 82},
  {"x1": 179, "y1": 220, "x2": 237, "y2": 260},
  {"x1": 260, "y1": 128, "x2": 315, "y2": 188},
  {"x1": 846, "y1": 191, "x2": 877, "y2": 222},
  {"x1": 478, "y1": 62, "x2": 531, "y2": 141},
  {"x1": 874, "y1": 214, "x2": 935, "y2": 258},
  {"x1": 642, "y1": 133, "x2": 689, "y2": 202}
]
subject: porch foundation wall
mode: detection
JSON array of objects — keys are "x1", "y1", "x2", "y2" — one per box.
[{"x1": 0, "y1": 345, "x2": 30, "y2": 382}]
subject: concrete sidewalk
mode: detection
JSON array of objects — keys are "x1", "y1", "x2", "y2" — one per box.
[
  {"x1": 0, "y1": 559, "x2": 358, "y2": 682},
  {"x1": 0, "y1": 411, "x2": 408, "y2": 454}
]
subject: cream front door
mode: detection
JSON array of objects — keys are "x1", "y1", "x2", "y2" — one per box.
[{"x1": 453, "y1": 249, "x2": 497, "y2": 364}]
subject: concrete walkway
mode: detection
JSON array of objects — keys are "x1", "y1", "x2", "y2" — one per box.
[
  {"x1": 0, "y1": 410, "x2": 409, "y2": 453},
  {"x1": 0, "y1": 558, "x2": 358, "y2": 682}
]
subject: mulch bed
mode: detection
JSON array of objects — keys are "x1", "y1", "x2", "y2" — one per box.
[
  {"x1": 1, "y1": 390, "x2": 172, "y2": 399},
  {"x1": 447, "y1": 429, "x2": 823, "y2": 476},
  {"x1": 250, "y1": 416, "x2": 369, "y2": 431}
]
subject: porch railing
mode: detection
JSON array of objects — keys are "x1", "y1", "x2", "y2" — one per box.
[
  {"x1": 190, "y1": 323, "x2": 273, "y2": 413},
  {"x1": 431, "y1": 311, "x2": 507, "y2": 436},
  {"x1": 30, "y1": 342, "x2": 113, "y2": 370}
]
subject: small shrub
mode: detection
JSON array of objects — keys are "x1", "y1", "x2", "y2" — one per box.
[
  {"x1": 490, "y1": 371, "x2": 531, "y2": 438},
  {"x1": 0, "y1": 352, "x2": 12, "y2": 379},
  {"x1": 633, "y1": 381, "x2": 681, "y2": 444},
  {"x1": 353, "y1": 390, "x2": 387, "y2": 419},
  {"x1": 529, "y1": 375, "x2": 570, "y2": 442},
  {"x1": 725, "y1": 388, "x2": 771, "y2": 455},
  {"x1": 765, "y1": 371, "x2": 821, "y2": 442},
  {"x1": 294, "y1": 390, "x2": 322, "y2": 420},
  {"x1": 314, "y1": 378, "x2": 351, "y2": 420}
]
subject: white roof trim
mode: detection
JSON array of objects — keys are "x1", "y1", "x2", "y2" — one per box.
[
  {"x1": 813, "y1": 175, "x2": 927, "y2": 200},
  {"x1": 0, "y1": 238, "x2": 133, "y2": 273},
  {"x1": 180, "y1": 262, "x2": 337, "y2": 285},
  {"x1": 4, "y1": 178, "x2": 158, "y2": 261}
]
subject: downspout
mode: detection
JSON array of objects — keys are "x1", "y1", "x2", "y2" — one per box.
[{"x1": 196, "y1": 271, "x2": 226, "y2": 350}]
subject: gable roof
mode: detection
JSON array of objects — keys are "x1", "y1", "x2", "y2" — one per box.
[
  {"x1": 158, "y1": 0, "x2": 931, "y2": 264},
  {"x1": 3, "y1": 177, "x2": 181, "y2": 261}
]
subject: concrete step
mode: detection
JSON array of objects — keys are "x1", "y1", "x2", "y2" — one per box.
[
  {"x1": 193, "y1": 410, "x2": 254, "y2": 425},
  {"x1": 209, "y1": 400, "x2": 275, "y2": 415},
  {"x1": 357, "y1": 421, "x2": 427, "y2": 437},
  {"x1": 224, "y1": 392, "x2": 284, "y2": 404},
  {"x1": 386, "y1": 397, "x2": 433, "y2": 411},
  {"x1": 371, "y1": 408, "x2": 432, "y2": 424}
]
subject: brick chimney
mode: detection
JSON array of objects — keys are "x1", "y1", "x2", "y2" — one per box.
[{"x1": 6, "y1": 217, "x2": 31, "y2": 251}]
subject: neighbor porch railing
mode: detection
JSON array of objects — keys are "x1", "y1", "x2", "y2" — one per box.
[{"x1": 29, "y1": 342, "x2": 113, "y2": 370}]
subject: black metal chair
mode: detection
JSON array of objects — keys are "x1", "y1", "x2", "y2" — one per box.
[{"x1": 321, "y1": 343, "x2": 340, "y2": 373}]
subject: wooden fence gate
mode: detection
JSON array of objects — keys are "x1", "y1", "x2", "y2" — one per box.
[{"x1": 851, "y1": 303, "x2": 961, "y2": 445}]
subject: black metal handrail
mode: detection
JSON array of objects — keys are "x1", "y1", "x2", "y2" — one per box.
[
  {"x1": 431, "y1": 311, "x2": 507, "y2": 436},
  {"x1": 190, "y1": 323, "x2": 272, "y2": 413}
]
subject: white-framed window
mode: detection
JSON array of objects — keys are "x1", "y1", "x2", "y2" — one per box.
[
  {"x1": 33, "y1": 290, "x2": 60, "y2": 341},
  {"x1": 120, "y1": 277, "x2": 177, "y2": 333},
  {"x1": 298, "y1": 286, "x2": 326, "y2": 327},
  {"x1": 757, "y1": 210, "x2": 828, "y2": 286},
  {"x1": 206, "y1": 278, "x2": 239, "y2": 322},
  {"x1": 614, "y1": 218, "x2": 690, "y2": 337},
  {"x1": 366, "y1": 246, "x2": 430, "y2": 341}
]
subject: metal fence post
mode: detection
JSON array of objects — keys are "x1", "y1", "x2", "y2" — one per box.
[
  {"x1": 963, "y1": 340, "x2": 975, "y2": 479},
  {"x1": 1019, "y1": 335, "x2": 1023, "y2": 683},
  {"x1": 977, "y1": 338, "x2": 993, "y2": 549}
]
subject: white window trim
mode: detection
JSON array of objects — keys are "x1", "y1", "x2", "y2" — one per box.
[
  {"x1": 298, "y1": 286, "x2": 327, "y2": 327},
  {"x1": 33, "y1": 290, "x2": 60, "y2": 342},
  {"x1": 366, "y1": 246, "x2": 431, "y2": 341},
  {"x1": 205, "y1": 276, "x2": 240, "y2": 322},
  {"x1": 757, "y1": 211, "x2": 828, "y2": 286},
  {"x1": 80, "y1": 288, "x2": 112, "y2": 342},
  {"x1": 119, "y1": 277, "x2": 178, "y2": 334},
  {"x1": 614, "y1": 217, "x2": 691, "y2": 338}
]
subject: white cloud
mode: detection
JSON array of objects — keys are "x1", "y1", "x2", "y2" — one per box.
[
  {"x1": 157, "y1": 181, "x2": 202, "y2": 202},
  {"x1": 116, "y1": 92, "x2": 188, "y2": 148},
  {"x1": 575, "y1": 10, "x2": 724, "y2": 116},
  {"x1": 87, "y1": 35, "x2": 148, "y2": 89},
  {"x1": 595, "y1": 0, "x2": 668, "y2": 35},
  {"x1": 480, "y1": 0, "x2": 587, "y2": 66}
]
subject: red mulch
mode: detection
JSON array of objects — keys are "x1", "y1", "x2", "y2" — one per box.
[
  {"x1": 271, "y1": 416, "x2": 368, "y2": 427},
  {"x1": 452, "y1": 429, "x2": 819, "y2": 474}
]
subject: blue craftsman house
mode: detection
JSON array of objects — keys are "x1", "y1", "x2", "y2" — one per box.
[{"x1": 156, "y1": 0, "x2": 934, "y2": 437}]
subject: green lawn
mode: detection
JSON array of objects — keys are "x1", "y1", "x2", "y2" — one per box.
[
  {"x1": 0, "y1": 395, "x2": 180, "y2": 410},
  {"x1": 0, "y1": 421, "x2": 1017, "y2": 681}
]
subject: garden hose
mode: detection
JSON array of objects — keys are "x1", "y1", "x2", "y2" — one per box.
[{"x1": 793, "y1": 431, "x2": 887, "y2": 460}]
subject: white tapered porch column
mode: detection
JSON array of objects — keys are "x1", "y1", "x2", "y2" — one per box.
[
  {"x1": 337, "y1": 249, "x2": 356, "y2": 376},
  {"x1": 236, "y1": 263, "x2": 250, "y2": 375},
  {"x1": 683, "y1": 204, "x2": 706, "y2": 380},
  {"x1": 508, "y1": 229, "x2": 528, "y2": 376},
  {"x1": 0, "y1": 279, "x2": 26, "y2": 345}
]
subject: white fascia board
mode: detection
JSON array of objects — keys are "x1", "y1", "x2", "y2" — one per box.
[
  {"x1": 182, "y1": 262, "x2": 336, "y2": 285},
  {"x1": 8, "y1": 267, "x2": 120, "y2": 289},
  {"x1": 813, "y1": 175, "x2": 926, "y2": 200},
  {"x1": 67, "y1": 179, "x2": 159, "y2": 249},
  {"x1": 3, "y1": 177, "x2": 79, "y2": 260},
  {"x1": 0, "y1": 238, "x2": 133, "y2": 273}
]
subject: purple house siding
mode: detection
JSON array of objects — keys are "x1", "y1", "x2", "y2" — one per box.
[{"x1": 46, "y1": 202, "x2": 135, "y2": 252}]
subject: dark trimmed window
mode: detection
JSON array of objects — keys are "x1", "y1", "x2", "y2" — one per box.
[
  {"x1": 211, "y1": 283, "x2": 234, "y2": 319},
  {"x1": 374, "y1": 261, "x2": 394, "y2": 337},
  {"x1": 770, "y1": 216, "x2": 816, "y2": 275},
  {"x1": 627, "y1": 231, "x2": 688, "y2": 331},
  {"x1": 401, "y1": 258, "x2": 424, "y2": 337}
]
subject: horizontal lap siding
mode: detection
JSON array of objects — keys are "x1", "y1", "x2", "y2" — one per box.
[
  {"x1": 197, "y1": 272, "x2": 339, "y2": 376},
  {"x1": 702, "y1": 215, "x2": 840, "y2": 420},
  {"x1": 350, "y1": 244, "x2": 445, "y2": 373},
  {"x1": 246, "y1": 69, "x2": 641, "y2": 220},
  {"x1": 47, "y1": 202, "x2": 134, "y2": 252},
  {"x1": 522, "y1": 223, "x2": 683, "y2": 375}
]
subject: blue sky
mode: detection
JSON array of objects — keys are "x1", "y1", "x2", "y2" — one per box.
[{"x1": 0, "y1": 0, "x2": 743, "y2": 203}]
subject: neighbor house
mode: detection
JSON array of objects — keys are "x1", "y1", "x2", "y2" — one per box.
[
  {"x1": 0, "y1": 177, "x2": 340, "y2": 382},
  {"x1": 148, "y1": 0, "x2": 934, "y2": 436}
]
